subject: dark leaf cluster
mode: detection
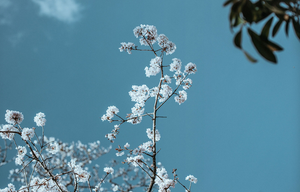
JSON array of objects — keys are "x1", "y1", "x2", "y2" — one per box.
[{"x1": 224, "y1": 0, "x2": 300, "y2": 63}]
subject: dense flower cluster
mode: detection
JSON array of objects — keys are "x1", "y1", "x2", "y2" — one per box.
[
  {"x1": 146, "y1": 128, "x2": 161, "y2": 142},
  {"x1": 34, "y1": 112, "x2": 46, "y2": 127},
  {"x1": 119, "y1": 42, "x2": 135, "y2": 54},
  {"x1": 101, "y1": 106, "x2": 119, "y2": 122},
  {"x1": 1, "y1": 24, "x2": 198, "y2": 192},
  {"x1": 5, "y1": 110, "x2": 24, "y2": 125},
  {"x1": 103, "y1": 167, "x2": 114, "y2": 174},
  {"x1": 21, "y1": 128, "x2": 35, "y2": 141},
  {"x1": 0, "y1": 124, "x2": 18, "y2": 140},
  {"x1": 145, "y1": 56, "x2": 162, "y2": 77},
  {"x1": 185, "y1": 175, "x2": 198, "y2": 184},
  {"x1": 155, "y1": 168, "x2": 176, "y2": 192},
  {"x1": 15, "y1": 146, "x2": 26, "y2": 165},
  {"x1": 69, "y1": 159, "x2": 90, "y2": 182}
]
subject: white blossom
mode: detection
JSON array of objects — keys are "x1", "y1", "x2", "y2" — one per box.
[
  {"x1": 0, "y1": 124, "x2": 18, "y2": 140},
  {"x1": 184, "y1": 62, "x2": 197, "y2": 74},
  {"x1": 182, "y1": 78, "x2": 192, "y2": 90},
  {"x1": 116, "y1": 151, "x2": 124, "y2": 156},
  {"x1": 159, "y1": 84, "x2": 173, "y2": 102},
  {"x1": 15, "y1": 146, "x2": 27, "y2": 165},
  {"x1": 0, "y1": 183, "x2": 16, "y2": 192},
  {"x1": 150, "y1": 87, "x2": 159, "y2": 97},
  {"x1": 69, "y1": 159, "x2": 90, "y2": 182},
  {"x1": 185, "y1": 175, "x2": 197, "y2": 184},
  {"x1": 104, "y1": 167, "x2": 114, "y2": 174},
  {"x1": 174, "y1": 90, "x2": 187, "y2": 105},
  {"x1": 161, "y1": 75, "x2": 172, "y2": 84},
  {"x1": 165, "y1": 41, "x2": 176, "y2": 55},
  {"x1": 119, "y1": 42, "x2": 135, "y2": 54},
  {"x1": 145, "y1": 57, "x2": 161, "y2": 77},
  {"x1": 33, "y1": 112, "x2": 46, "y2": 127},
  {"x1": 155, "y1": 168, "x2": 176, "y2": 192},
  {"x1": 146, "y1": 128, "x2": 161, "y2": 142},
  {"x1": 124, "y1": 142, "x2": 130, "y2": 148},
  {"x1": 129, "y1": 85, "x2": 149, "y2": 104},
  {"x1": 126, "y1": 155, "x2": 144, "y2": 167},
  {"x1": 170, "y1": 58, "x2": 182, "y2": 72},
  {"x1": 5, "y1": 110, "x2": 24, "y2": 125},
  {"x1": 112, "y1": 185, "x2": 118, "y2": 192},
  {"x1": 133, "y1": 24, "x2": 157, "y2": 46},
  {"x1": 157, "y1": 34, "x2": 169, "y2": 48},
  {"x1": 101, "y1": 106, "x2": 119, "y2": 121},
  {"x1": 21, "y1": 128, "x2": 35, "y2": 141},
  {"x1": 48, "y1": 142, "x2": 60, "y2": 154}
]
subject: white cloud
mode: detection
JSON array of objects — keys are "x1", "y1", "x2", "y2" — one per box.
[
  {"x1": 0, "y1": 0, "x2": 12, "y2": 25},
  {"x1": 31, "y1": 0, "x2": 82, "y2": 23},
  {"x1": 0, "y1": 0, "x2": 11, "y2": 8}
]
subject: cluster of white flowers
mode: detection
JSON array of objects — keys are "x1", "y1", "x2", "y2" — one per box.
[
  {"x1": 184, "y1": 62, "x2": 197, "y2": 74},
  {"x1": 185, "y1": 175, "x2": 198, "y2": 184},
  {"x1": 145, "y1": 56, "x2": 162, "y2": 77},
  {"x1": 133, "y1": 24, "x2": 158, "y2": 46},
  {"x1": 183, "y1": 78, "x2": 193, "y2": 90},
  {"x1": 129, "y1": 85, "x2": 149, "y2": 104},
  {"x1": 103, "y1": 167, "x2": 114, "y2": 174},
  {"x1": 124, "y1": 142, "x2": 130, "y2": 148},
  {"x1": 2, "y1": 177, "x2": 67, "y2": 192},
  {"x1": 119, "y1": 42, "x2": 135, "y2": 54},
  {"x1": 33, "y1": 112, "x2": 46, "y2": 127},
  {"x1": 174, "y1": 90, "x2": 188, "y2": 105},
  {"x1": 15, "y1": 146, "x2": 27, "y2": 165},
  {"x1": 5, "y1": 110, "x2": 24, "y2": 125},
  {"x1": 155, "y1": 168, "x2": 176, "y2": 192},
  {"x1": 146, "y1": 128, "x2": 161, "y2": 142},
  {"x1": 126, "y1": 25, "x2": 177, "y2": 55},
  {"x1": 21, "y1": 128, "x2": 35, "y2": 141},
  {"x1": 47, "y1": 141, "x2": 60, "y2": 154},
  {"x1": 170, "y1": 58, "x2": 182, "y2": 73},
  {"x1": 101, "y1": 106, "x2": 119, "y2": 122},
  {"x1": 0, "y1": 124, "x2": 18, "y2": 140},
  {"x1": 159, "y1": 84, "x2": 173, "y2": 102},
  {"x1": 161, "y1": 75, "x2": 172, "y2": 84},
  {"x1": 28, "y1": 176, "x2": 67, "y2": 192},
  {"x1": 68, "y1": 159, "x2": 90, "y2": 183},
  {"x1": 0, "y1": 25, "x2": 199, "y2": 192},
  {"x1": 126, "y1": 155, "x2": 144, "y2": 167},
  {"x1": 112, "y1": 184, "x2": 119, "y2": 192},
  {"x1": 0, "y1": 183, "x2": 16, "y2": 192}
]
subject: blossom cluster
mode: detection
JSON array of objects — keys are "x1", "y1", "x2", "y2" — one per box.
[
  {"x1": 33, "y1": 112, "x2": 46, "y2": 127},
  {"x1": 68, "y1": 159, "x2": 90, "y2": 182},
  {"x1": 1, "y1": 24, "x2": 198, "y2": 192}
]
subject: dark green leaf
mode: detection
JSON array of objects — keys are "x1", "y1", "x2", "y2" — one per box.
[
  {"x1": 233, "y1": 16, "x2": 244, "y2": 27},
  {"x1": 242, "y1": 1, "x2": 254, "y2": 23},
  {"x1": 234, "y1": 29, "x2": 242, "y2": 49},
  {"x1": 292, "y1": 19, "x2": 300, "y2": 41},
  {"x1": 253, "y1": 1, "x2": 272, "y2": 23},
  {"x1": 230, "y1": 1, "x2": 243, "y2": 27},
  {"x1": 264, "y1": 3, "x2": 286, "y2": 15},
  {"x1": 247, "y1": 28, "x2": 277, "y2": 63},
  {"x1": 272, "y1": 19, "x2": 283, "y2": 37},
  {"x1": 261, "y1": 17, "x2": 273, "y2": 39},
  {"x1": 223, "y1": 0, "x2": 235, "y2": 7},
  {"x1": 264, "y1": 40, "x2": 283, "y2": 52},
  {"x1": 285, "y1": 18, "x2": 290, "y2": 37},
  {"x1": 243, "y1": 50, "x2": 257, "y2": 63}
]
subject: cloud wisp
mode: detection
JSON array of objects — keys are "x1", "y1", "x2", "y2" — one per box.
[
  {"x1": 31, "y1": 0, "x2": 82, "y2": 24},
  {"x1": 0, "y1": 0, "x2": 12, "y2": 25}
]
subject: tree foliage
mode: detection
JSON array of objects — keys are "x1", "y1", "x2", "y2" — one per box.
[{"x1": 224, "y1": 0, "x2": 300, "y2": 63}]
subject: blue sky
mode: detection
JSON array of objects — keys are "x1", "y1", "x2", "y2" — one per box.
[{"x1": 0, "y1": 0, "x2": 300, "y2": 191}]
